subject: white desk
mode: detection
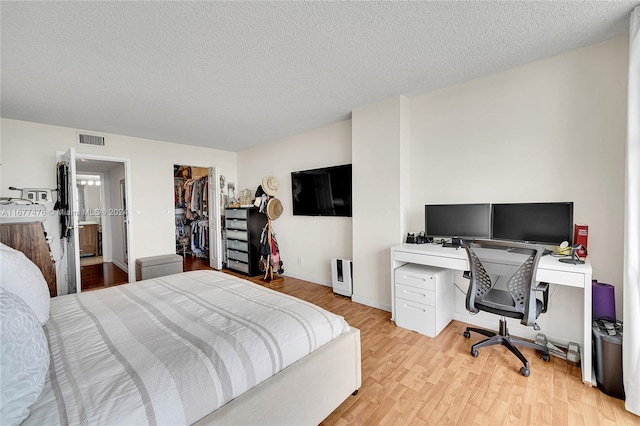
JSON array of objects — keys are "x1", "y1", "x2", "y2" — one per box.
[{"x1": 390, "y1": 243, "x2": 594, "y2": 385}]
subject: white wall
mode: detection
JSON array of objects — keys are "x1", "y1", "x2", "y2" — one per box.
[
  {"x1": 236, "y1": 120, "x2": 352, "y2": 285},
  {"x1": 79, "y1": 183, "x2": 102, "y2": 223},
  {"x1": 0, "y1": 36, "x2": 628, "y2": 321},
  {"x1": 109, "y1": 165, "x2": 126, "y2": 268},
  {"x1": 409, "y1": 36, "x2": 628, "y2": 323},
  {"x1": 0, "y1": 118, "x2": 237, "y2": 292},
  {"x1": 352, "y1": 96, "x2": 410, "y2": 311}
]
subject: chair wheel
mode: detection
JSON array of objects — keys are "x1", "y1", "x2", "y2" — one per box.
[
  {"x1": 463, "y1": 330, "x2": 471, "y2": 339},
  {"x1": 471, "y1": 349, "x2": 479, "y2": 358},
  {"x1": 520, "y1": 367, "x2": 530, "y2": 377},
  {"x1": 542, "y1": 353, "x2": 551, "y2": 362}
]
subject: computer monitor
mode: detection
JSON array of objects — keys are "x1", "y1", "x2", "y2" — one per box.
[
  {"x1": 425, "y1": 204, "x2": 491, "y2": 243},
  {"x1": 491, "y1": 202, "x2": 574, "y2": 246}
]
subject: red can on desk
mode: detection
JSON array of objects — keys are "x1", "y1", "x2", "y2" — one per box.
[{"x1": 574, "y1": 224, "x2": 588, "y2": 257}]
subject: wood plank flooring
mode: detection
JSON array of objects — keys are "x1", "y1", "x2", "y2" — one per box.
[
  {"x1": 80, "y1": 262, "x2": 128, "y2": 291},
  {"x1": 93, "y1": 256, "x2": 636, "y2": 424},
  {"x1": 184, "y1": 258, "x2": 637, "y2": 425}
]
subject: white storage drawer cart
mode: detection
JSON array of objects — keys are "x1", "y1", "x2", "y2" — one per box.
[{"x1": 394, "y1": 264, "x2": 454, "y2": 338}]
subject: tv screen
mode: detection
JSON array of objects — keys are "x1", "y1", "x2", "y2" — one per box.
[
  {"x1": 291, "y1": 164, "x2": 352, "y2": 217},
  {"x1": 425, "y1": 203, "x2": 491, "y2": 239},
  {"x1": 491, "y1": 202, "x2": 574, "y2": 245}
]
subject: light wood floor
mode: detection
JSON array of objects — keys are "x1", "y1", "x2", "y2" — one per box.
[
  {"x1": 147, "y1": 257, "x2": 636, "y2": 424},
  {"x1": 210, "y1": 268, "x2": 636, "y2": 425}
]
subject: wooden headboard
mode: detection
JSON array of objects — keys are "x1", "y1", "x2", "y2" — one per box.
[{"x1": 1, "y1": 222, "x2": 57, "y2": 297}]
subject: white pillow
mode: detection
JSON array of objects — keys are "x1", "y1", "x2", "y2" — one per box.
[
  {"x1": 0, "y1": 290, "x2": 50, "y2": 426},
  {"x1": 0, "y1": 242, "x2": 50, "y2": 325}
]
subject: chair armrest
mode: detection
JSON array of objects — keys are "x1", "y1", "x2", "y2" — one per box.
[{"x1": 534, "y1": 282, "x2": 550, "y2": 313}]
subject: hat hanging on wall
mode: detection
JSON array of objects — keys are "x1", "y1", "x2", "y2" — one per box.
[
  {"x1": 267, "y1": 198, "x2": 283, "y2": 220},
  {"x1": 262, "y1": 176, "x2": 279, "y2": 196}
]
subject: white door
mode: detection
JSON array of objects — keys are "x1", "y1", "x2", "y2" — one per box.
[
  {"x1": 57, "y1": 148, "x2": 81, "y2": 293},
  {"x1": 208, "y1": 167, "x2": 222, "y2": 269}
]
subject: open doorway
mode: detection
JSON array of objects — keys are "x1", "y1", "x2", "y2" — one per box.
[
  {"x1": 76, "y1": 173, "x2": 104, "y2": 266},
  {"x1": 76, "y1": 157, "x2": 130, "y2": 291},
  {"x1": 173, "y1": 164, "x2": 223, "y2": 272}
]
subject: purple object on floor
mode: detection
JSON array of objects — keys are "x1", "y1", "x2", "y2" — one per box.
[{"x1": 592, "y1": 280, "x2": 616, "y2": 320}]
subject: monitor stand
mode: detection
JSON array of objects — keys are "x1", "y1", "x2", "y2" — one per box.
[
  {"x1": 442, "y1": 238, "x2": 463, "y2": 249},
  {"x1": 558, "y1": 247, "x2": 585, "y2": 265}
]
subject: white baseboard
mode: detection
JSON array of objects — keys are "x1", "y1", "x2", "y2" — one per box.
[
  {"x1": 282, "y1": 272, "x2": 332, "y2": 287},
  {"x1": 351, "y1": 294, "x2": 391, "y2": 312},
  {"x1": 281, "y1": 273, "x2": 391, "y2": 312},
  {"x1": 112, "y1": 259, "x2": 128, "y2": 273}
]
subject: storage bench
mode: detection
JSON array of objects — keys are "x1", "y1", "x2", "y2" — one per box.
[{"x1": 135, "y1": 254, "x2": 183, "y2": 281}]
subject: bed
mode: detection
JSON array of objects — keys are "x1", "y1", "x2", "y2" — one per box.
[{"x1": 0, "y1": 244, "x2": 361, "y2": 425}]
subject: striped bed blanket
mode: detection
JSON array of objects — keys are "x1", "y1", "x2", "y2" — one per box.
[{"x1": 24, "y1": 270, "x2": 350, "y2": 425}]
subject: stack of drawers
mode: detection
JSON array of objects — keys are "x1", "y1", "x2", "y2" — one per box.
[
  {"x1": 394, "y1": 264, "x2": 454, "y2": 338},
  {"x1": 225, "y1": 208, "x2": 267, "y2": 276}
]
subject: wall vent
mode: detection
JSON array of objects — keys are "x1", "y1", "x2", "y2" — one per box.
[{"x1": 78, "y1": 133, "x2": 106, "y2": 147}]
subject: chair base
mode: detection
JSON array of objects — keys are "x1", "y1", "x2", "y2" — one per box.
[{"x1": 463, "y1": 319, "x2": 550, "y2": 377}]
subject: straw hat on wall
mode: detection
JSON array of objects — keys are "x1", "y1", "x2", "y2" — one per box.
[
  {"x1": 262, "y1": 176, "x2": 279, "y2": 196},
  {"x1": 267, "y1": 198, "x2": 283, "y2": 220}
]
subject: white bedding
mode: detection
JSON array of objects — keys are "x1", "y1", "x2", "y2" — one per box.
[{"x1": 24, "y1": 270, "x2": 350, "y2": 425}]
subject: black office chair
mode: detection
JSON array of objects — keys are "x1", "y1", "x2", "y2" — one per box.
[{"x1": 462, "y1": 239, "x2": 551, "y2": 377}]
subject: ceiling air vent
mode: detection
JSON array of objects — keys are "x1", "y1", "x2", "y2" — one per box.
[{"x1": 78, "y1": 133, "x2": 106, "y2": 147}]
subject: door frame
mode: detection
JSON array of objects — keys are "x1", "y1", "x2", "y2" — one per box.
[
  {"x1": 59, "y1": 151, "x2": 134, "y2": 284},
  {"x1": 74, "y1": 171, "x2": 108, "y2": 261},
  {"x1": 78, "y1": 153, "x2": 133, "y2": 282},
  {"x1": 56, "y1": 148, "x2": 81, "y2": 294},
  {"x1": 173, "y1": 163, "x2": 222, "y2": 269}
]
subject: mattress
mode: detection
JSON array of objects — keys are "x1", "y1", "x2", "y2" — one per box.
[{"x1": 24, "y1": 270, "x2": 350, "y2": 425}]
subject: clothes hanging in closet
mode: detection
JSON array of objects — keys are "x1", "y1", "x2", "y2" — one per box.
[
  {"x1": 177, "y1": 176, "x2": 208, "y2": 220},
  {"x1": 190, "y1": 219, "x2": 209, "y2": 257}
]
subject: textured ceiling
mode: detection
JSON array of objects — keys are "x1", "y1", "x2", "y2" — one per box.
[{"x1": 1, "y1": 1, "x2": 636, "y2": 152}]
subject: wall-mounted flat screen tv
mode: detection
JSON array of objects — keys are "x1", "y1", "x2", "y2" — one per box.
[
  {"x1": 291, "y1": 164, "x2": 352, "y2": 217},
  {"x1": 491, "y1": 202, "x2": 574, "y2": 245}
]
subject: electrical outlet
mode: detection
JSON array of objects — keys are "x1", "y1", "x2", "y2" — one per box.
[
  {"x1": 20, "y1": 188, "x2": 52, "y2": 204},
  {"x1": 298, "y1": 256, "x2": 303, "y2": 266}
]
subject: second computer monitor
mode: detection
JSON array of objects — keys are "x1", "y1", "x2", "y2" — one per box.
[
  {"x1": 425, "y1": 203, "x2": 491, "y2": 240},
  {"x1": 491, "y1": 202, "x2": 574, "y2": 246}
]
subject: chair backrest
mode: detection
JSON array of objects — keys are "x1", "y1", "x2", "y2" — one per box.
[{"x1": 464, "y1": 239, "x2": 545, "y2": 326}]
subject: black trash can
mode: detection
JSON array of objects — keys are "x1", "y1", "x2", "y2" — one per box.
[{"x1": 592, "y1": 319, "x2": 625, "y2": 400}]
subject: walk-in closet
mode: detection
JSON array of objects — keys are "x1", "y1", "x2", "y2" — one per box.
[
  {"x1": 173, "y1": 164, "x2": 224, "y2": 271},
  {"x1": 174, "y1": 165, "x2": 211, "y2": 259}
]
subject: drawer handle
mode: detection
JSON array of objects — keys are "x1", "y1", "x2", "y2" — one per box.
[
  {"x1": 403, "y1": 274, "x2": 426, "y2": 282},
  {"x1": 403, "y1": 289, "x2": 426, "y2": 298},
  {"x1": 403, "y1": 304, "x2": 426, "y2": 312}
]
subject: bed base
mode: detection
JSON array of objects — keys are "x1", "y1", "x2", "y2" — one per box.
[{"x1": 194, "y1": 327, "x2": 362, "y2": 425}]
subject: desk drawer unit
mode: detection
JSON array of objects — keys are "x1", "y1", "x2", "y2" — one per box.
[
  {"x1": 224, "y1": 208, "x2": 267, "y2": 276},
  {"x1": 396, "y1": 283, "x2": 436, "y2": 306},
  {"x1": 394, "y1": 264, "x2": 453, "y2": 338},
  {"x1": 396, "y1": 300, "x2": 438, "y2": 337}
]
